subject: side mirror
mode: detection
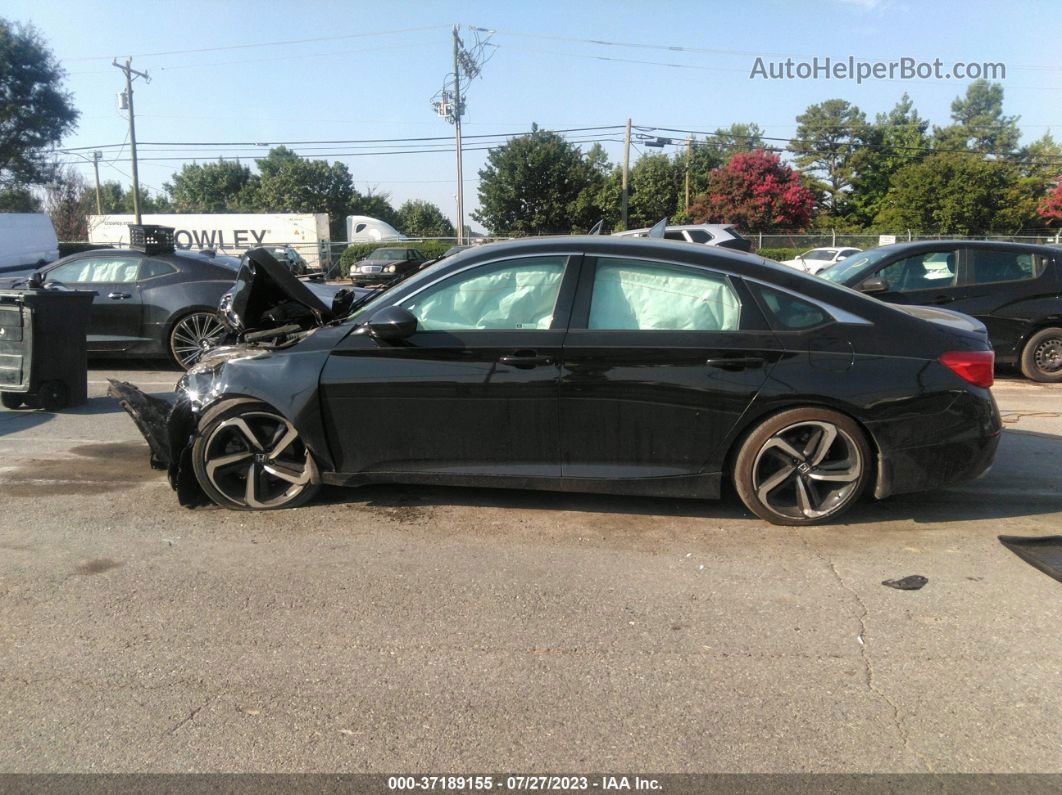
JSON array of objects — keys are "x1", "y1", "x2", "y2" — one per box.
[
  {"x1": 367, "y1": 305, "x2": 417, "y2": 341},
  {"x1": 859, "y1": 277, "x2": 889, "y2": 293}
]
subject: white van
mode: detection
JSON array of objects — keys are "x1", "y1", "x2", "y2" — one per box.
[
  {"x1": 0, "y1": 213, "x2": 60, "y2": 274},
  {"x1": 346, "y1": 215, "x2": 405, "y2": 243}
]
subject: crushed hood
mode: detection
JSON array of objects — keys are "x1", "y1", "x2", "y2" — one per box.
[{"x1": 221, "y1": 248, "x2": 335, "y2": 333}]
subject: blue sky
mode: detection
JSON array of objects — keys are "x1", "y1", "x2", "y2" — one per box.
[{"x1": 7, "y1": 0, "x2": 1061, "y2": 234}]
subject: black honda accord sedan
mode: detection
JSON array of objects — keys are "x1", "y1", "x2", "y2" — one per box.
[{"x1": 112, "y1": 238, "x2": 1001, "y2": 525}]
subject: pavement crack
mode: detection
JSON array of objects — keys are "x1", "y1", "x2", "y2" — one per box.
[
  {"x1": 165, "y1": 695, "x2": 214, "y2": 736},
  {"x1": 796, "y1": 530, "x2": 934, "y2": 773}
]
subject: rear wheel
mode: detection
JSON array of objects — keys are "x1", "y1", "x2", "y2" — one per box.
[
  {"x1": 733, "y1": 408, "x2": 871, "y2": 526},
  {"x1": 169, "y1": 311, "x2": 226, "y2": 370},
  {"x1": 192, "y1": 401, "x2": 319, "y2": 510},
  {"x1": 1020, "y1": 327, "x2": 1062, "y2": 383}
]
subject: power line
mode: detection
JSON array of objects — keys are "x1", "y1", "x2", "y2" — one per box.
[{"x1": 60, "y1": 25, "x2": 451, "y2": 62}]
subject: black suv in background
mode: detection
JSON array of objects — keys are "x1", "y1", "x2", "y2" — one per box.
[
  {"x1": 350, "y1": 247, "x2": 427, "y2": 287},
  {"x1": 822, "y1": 240, "x2": 1062, "y2": 381}
]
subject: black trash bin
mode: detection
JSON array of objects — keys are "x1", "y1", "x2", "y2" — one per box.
[{"x1": 0, "y1": 288, "x2": 94, "y2": 411}]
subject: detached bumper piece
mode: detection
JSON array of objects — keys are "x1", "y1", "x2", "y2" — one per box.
[{"x1": 107, "y1": 378, "x2": 206, "y2": 507}]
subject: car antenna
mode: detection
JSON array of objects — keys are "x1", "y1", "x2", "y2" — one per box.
[
  {"x1": 587, "y1": 220, "x2": 604, "y2": 235},
  {"x1": 647, "y1": 218, "x2": 668, "y2": 238}
]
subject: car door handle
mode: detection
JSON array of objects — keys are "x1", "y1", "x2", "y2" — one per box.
[
  {"x1": 705, "y1": 356, "x2": 765, "y2": 371},
  {"x1": 108, "y1": 292, "x2": 132, "y2": 300},
  {"x1": 930, "y1": 295, "x2": 956, "y2": 305},
  {"x1": 499, "y1": 351, "x2": 553, "y2": 369}
]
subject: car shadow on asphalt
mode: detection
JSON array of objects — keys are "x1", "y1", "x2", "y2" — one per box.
[{"x1": 312, "y1": 428, "x2": 1062, "y2": 526}]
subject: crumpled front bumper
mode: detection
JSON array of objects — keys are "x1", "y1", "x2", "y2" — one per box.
[{"x1": 108, "y1": 377, "x2": 206, "y2": 506}]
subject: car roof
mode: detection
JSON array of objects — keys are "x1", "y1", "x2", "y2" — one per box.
[{"x1": 871, "y1": 239, "x2": 1058, "y2": 255}]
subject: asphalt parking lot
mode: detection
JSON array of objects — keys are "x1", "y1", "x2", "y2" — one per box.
[{"x1": 0, "y1": 364, "x2": 1060, "y2": 773}]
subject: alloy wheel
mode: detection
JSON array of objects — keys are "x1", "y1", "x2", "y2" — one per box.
[
  {"x1": 751, "y1": 420, "x2": 863, "y2": 521},
  {"x1": 201, "y1": 411, "x2": 314, "y2": 509},
  {"x1": 170, "y1": 312, "x2": 226, "y2": 369}
]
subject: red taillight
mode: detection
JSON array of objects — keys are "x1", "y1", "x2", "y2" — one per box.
[{"x1": 939, "y1": 350, "x2": 995, "y2": 388}]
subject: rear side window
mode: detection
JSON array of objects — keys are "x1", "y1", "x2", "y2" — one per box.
[
  {"x1": 751, "y1": 284, "x2": 830, "y2": 330},
  {"x1": 139, "y1": 260, "x2": 177, "y2": 280},
  {"x1": 966, "y1": 249, "x2": 1043, "y2": 285},
  {"x1": 686, "y1": 230, "x2": 712, "y2": 243},
  {"x1": 879, "y1": 250, "x2": 958, "y2": 292},
  {"x1": 587, "y1": 258, "x2": 741, "y2": 331}
]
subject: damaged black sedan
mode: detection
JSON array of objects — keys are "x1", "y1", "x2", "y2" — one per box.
[{"x1": 112, "y1": 239, "x2": 1001, "y2": 526}]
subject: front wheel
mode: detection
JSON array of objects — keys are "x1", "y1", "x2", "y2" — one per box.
[
  {"x1": 733, "y1": 408, "x2": 871, "y2": 526},
  {"x1": 169, "y1": 311, "x2": 226, "y2": 370},
  {"x1": 1020, "y1": 327, "x2": 1062, "y2": 382},
  {"x1": 191, "y1": 401, "x2": 320, "y2": 510}
]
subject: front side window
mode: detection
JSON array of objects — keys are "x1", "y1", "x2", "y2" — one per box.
[
  {"x1": 966, "y1": 249, "x2": 1040, "y2": 285},
  {"x1": 401, "y1": 256, "x2": 566, "y2": 331},
  {"x1": 47, "y1": 255, "x2": 141, "y2": 284},
  {"x1": 878, "y1": 250, "x2": 958, "y2": 292},
  {"x1": 587, "y1": 258, "x2": 741, "y2": 331}
]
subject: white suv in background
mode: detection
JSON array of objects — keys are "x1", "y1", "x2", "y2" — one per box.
[
  {"x1": 780, "y1": 247, "x2": 862, "y2": 274},
  {"x1": 613, "y1": 224, "x2": 751, "y2": 251}
]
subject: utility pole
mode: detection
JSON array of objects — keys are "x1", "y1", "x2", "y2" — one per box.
[
  {"x1": 452, "y1": 26, "x2": 464, "y2": 246},
  {"x1": 621, "y1": 118, "x2": 631, "y2": 230},
  {"x1": 92, "y1": 151, "x2": 103, "y2": 215},
  {"x1": 434, "y1": 27, "x2": 494, "y2": 246},
  {"x1": 112, "y1": 58, "x2": 149, "y2": 224},
  {"x1": 684, "y1": 135, "x2": 692, "y2": 210}
]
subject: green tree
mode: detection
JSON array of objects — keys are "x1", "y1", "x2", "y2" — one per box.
[
  {"x1": 875, "y1": 152, "x2": 1039, "y2": 233},
  {"x1": 672, "y1": 139, "x2": 724, "y2": 221},
  {"x1": 165, "y1": 159, "x2": 258, "y2": 212},
  {"x1": 0, "y1": 185, "x2": 40, "y2": 211},
  {"x1": 790, "y1": 99, "x2": 867, "y2": 214},
  {"x1": 846, "y1": 94, "x2": 930, "y2": 227},
  {"x1": 703, "y1": 123, "x2": 766, "y2": 163},
  {"x1": 473, "y1": 125, "x2": 597, "y2": 235},
  {"x1": 1019, "y1": 131, "x2": 1061, "y2": 186},
  {"x1": 350, "y1": 188, "x2": 399, "y2": 229},
  {"x1": 934, "y1": 80, "x2": 1021, "y2": 156},
  {"x1": 0, "y1": 18, "x2": 79, "y2": 190},
  {"x1": 396, "y1": 199, "x2": 455, "y2": 237},
  {"x1": 627, "y1": 153, "x2": 680, "y2": 228},
  {"x1": 570, "y1": 142, "x2": 620, "y2": 231},
  {"x1": 252, "y1": 146, "x2": 355, "y2": 238}
]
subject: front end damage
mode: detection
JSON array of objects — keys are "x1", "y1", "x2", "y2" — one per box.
[
  {"x1": 108, "y1": 247, "x2": 348, "y2": 507},
  {"x1": 108, "y1": 377, "x2": 202, "y2": 505}
]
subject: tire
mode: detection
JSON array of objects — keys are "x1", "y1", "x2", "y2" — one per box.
[
  {"x1": 37, "y1": 380, "x2": 69, "y2": 412},
  {"x1": 191, "y1": 400, "x2": 320, "y2": 510},
  {"x1": 733, "y1": 407, "x2": 872, "y2": 526},
  {"x1": 1, "y1": 392, "x2": 23, "y2": 410},
  {"x1": 1019, "y1": 327, "x2": 1062, "y2": 383},
  {"x1": 169, "y1": 311, "x2": 227, "y2": 370}
]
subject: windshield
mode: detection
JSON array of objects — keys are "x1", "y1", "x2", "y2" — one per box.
[
  {"x1": 819, "y1": 248, "x2": 893, "y2": 283},
  {"x1": 369, "y1": 249, "x2": 406, "y2": 260},
  {"x1": 803, "y1": 249, "x2": 834, "y2": 261}
]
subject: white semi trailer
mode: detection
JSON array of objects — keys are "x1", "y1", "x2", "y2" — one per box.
[{"x1": 87, "y1": 213, "x2": 331, "y2": 270}]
